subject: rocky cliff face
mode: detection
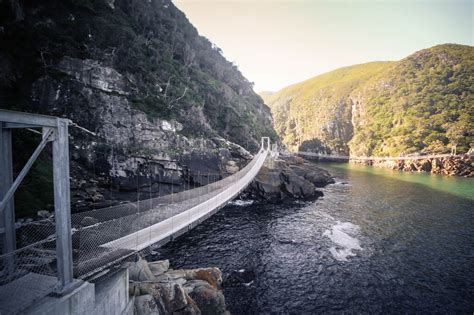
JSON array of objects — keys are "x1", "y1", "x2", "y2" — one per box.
[
  {"x1": 353, "y1": 155, "x2": 474, "y2": 177},
  {"x1": 0, "y1": 0, "x2": 277, "y2": 214},
  {"x1": 262, "y1": 44, "x2": 473, "y2": 158}
]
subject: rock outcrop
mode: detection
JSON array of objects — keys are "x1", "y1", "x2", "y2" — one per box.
[
  {"x1": 128, "y1": 257, "x2": 228, "y2": 315},
  {"x1": 246, "y1": 156, "x2": 334, "y2": 203},
  {"x1": 353, "y1": 155, "x2": 474, "y2": 177}
]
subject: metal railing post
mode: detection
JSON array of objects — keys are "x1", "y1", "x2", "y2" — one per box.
[
  {"x1": 0, "y1": 123, "x2": 16, "y2": 272},
  {"x1": 52, "y1": 118, "x2": 74, "y2": 293}
]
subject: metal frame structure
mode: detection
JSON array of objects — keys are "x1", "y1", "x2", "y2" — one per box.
[
  {"x1": 261, "y1": 137, "x2": 270, "y2": 151},
  {"x1": 0, "y1": 109, "x2": 74, "y2": 294}
]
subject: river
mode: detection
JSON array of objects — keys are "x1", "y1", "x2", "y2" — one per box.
[{"x1": 158, "y1": 162, "x2": 474, "y2": 313}]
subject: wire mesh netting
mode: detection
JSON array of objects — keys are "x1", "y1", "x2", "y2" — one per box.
[
  {"x1": 71, "y1": 148, "x2": 268, "y2": 278},
  {"x1": 0, "y1": 217, "x2": 58, "y2": 314}
]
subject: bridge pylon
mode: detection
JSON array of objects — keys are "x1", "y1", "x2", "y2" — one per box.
[{"x1": 261, "y1": 137, "x2": 270, "y2": 151}]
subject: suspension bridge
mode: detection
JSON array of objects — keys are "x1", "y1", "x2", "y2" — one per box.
[{"x1": 0, "y1": 110, "x2": 271, "y2": 314}]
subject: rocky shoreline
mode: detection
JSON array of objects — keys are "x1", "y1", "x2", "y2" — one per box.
[
  {"x1": 128, "y1": 257, "x2": 228, "y2": 315},
  {"x1": 351, "y1": 155, "x2": 474, "y2": 177}
]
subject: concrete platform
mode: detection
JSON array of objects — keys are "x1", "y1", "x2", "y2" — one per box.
[
  {"x1": 12, "y1": 269, "x2": 132, "y2": 315},
  {"x1": 0, "y1": 273, "x2": 58, "y2": 314},
  {"x1": 24, "y1": 280, "x2": 94, "y2": 315}
]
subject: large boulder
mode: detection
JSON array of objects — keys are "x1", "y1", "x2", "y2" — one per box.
[
  {"x1": 148, "y1": 260, "x2": 170, "y2": 276},
  {"x1": 416, "y1": 159, "x2": 432, "y2": 172},
  {"x1": 134, "y1": 295, "x2": 160, "y2": 315},
  {"x1": 247, "y1": 157, "x2": 333, "y2": 203},
  {"x1": 290, "y1": 164, "x2": 335, "y2": 187},
  {"x1": 184, "y1": 280, "x2": 227, "y2": 315},
  {"x1": 173, "y1": 295, "x2": 201, "y2": 315},
  {"x1": 128, "y1": 258, "x2": 156, "y2": 282},
  {"x1": 281, "y1": 170, "x2": 315, "y2": 198},
  {"x1": 155, "y1": 267, "x2": 222, "y2": 289}
]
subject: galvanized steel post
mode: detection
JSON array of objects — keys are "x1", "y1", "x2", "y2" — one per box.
[
  {"x1": 52, "y1": 118, "x2": 74, "y2": 293},
  {"x1": 0, "y1": 122, "x2": 16, "y2": 272}
]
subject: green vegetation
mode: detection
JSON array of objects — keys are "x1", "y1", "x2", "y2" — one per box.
[
  {"x1": 0, "y1": 0, "x2": 279, "y2": 216},
  {"x1": 262, "y1": 44, "x2": 473, "y2": 156},
  {"x1": 0, "y1": 0, "x2": 277, "y2": 150},
  {"x1": 11, "y1": 131, "x2": 54, "y2": 218}
]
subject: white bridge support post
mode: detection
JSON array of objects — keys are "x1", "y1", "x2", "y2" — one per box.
[{"x1": 261, "y1": 137, "x2": 270, "y2": 151}]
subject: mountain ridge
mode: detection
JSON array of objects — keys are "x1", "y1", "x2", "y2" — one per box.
[{"x1": 261, "y1": 43, "x2": 473, "y2": 156}]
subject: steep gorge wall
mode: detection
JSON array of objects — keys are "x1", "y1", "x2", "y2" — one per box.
[
  {"x1": 0, "y1": 0, "x2": 277, "y2": 214},
  {"x1": 263, "y1": 44, "x2": 474, "y2": 158}
]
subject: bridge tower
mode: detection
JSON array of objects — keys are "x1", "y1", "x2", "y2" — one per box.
[
  {"x1": 261, "y1": 137, "x2": 270, "y2": 151},
  {"x1": 0, "y1": 110, "x2": 75, "y2": 294}
]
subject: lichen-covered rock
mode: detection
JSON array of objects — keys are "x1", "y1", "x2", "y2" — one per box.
[
  {"x1": 173, "y1": 295, "x2": 201, "y2": 315},
  {"x1": 191, "y1": 268, "x2": 222, "y2": 289},
  {"x1": 148, "y1": 260, "x2": 170, "y2": 276},
  {"x1": 129, "y1": 282, "x2": 153, "y2": 297},
  {"x1": 130, "y1": 259, "x2": 229, "y2": 315},
  {"x1": 184, "y1": 280, "x2": 226, "y2": 315},
  {"x1": 155, "y1": 267, "x2": 222, "y2": 289},
  {"x1": 128, "y1": 258, "x2": 156, "y2": 282},
  {"x1": 134, "y1": 294, "x2": 160, "y2": 315}
]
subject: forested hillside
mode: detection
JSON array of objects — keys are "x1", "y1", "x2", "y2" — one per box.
[
  {"x1": 262, "y1": 44, "x2": 473, "y2": 156},
  {"x1": 0, "y1": 0, "x2": 276, "y2": 147},
  {"x1": 0, "y1": 0, "x2": 277, "y2": 214}
]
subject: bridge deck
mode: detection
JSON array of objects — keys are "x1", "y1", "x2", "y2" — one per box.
[{"x1": 100, "y1": 149, "x2": 268, "y2": 251}]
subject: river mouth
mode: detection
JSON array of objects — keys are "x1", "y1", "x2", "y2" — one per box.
[{"x1": 157, "y1": 164, "x2": 474, "y2": 313}]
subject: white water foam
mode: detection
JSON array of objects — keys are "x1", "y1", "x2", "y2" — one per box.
[
  {"x1": 323, "y1": 221, "x2": 362, "y2": 261},
  {"x1": 230, "y1": 200, "x2": 254, "y2": 206}
]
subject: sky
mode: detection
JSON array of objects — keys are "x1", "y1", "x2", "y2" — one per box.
[{"x1": 172, "y1": 0, "x2": 473, "y2": 92}]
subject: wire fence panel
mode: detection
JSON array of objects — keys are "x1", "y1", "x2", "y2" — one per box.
[{"x1": 0, "y1": 217, "x2": 58, "y2": 313}]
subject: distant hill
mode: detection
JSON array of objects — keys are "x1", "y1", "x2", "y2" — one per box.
[{"x1": 261, "y1": 44, "x2": 473, "y2": 156}]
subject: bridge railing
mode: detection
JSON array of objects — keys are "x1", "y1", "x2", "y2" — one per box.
[{"x1": 71, "y1": 147, "x2": 269, "y2": 278}]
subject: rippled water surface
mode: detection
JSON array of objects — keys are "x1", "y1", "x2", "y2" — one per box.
[{"x1": 158, "y1": 163, "x2": 474, "y2": 313}]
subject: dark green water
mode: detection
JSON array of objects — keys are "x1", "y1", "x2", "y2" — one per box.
[
  {"x1": 329, "y1": 162, "x2": 474, "y2": 201},
  {"x1": 159, "y1": 163, "x2": 474, "y2": 313}
]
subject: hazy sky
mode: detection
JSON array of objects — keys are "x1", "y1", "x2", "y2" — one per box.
[{"x1": 173, "y1": 0, "x2": 473, "y2": 92}]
